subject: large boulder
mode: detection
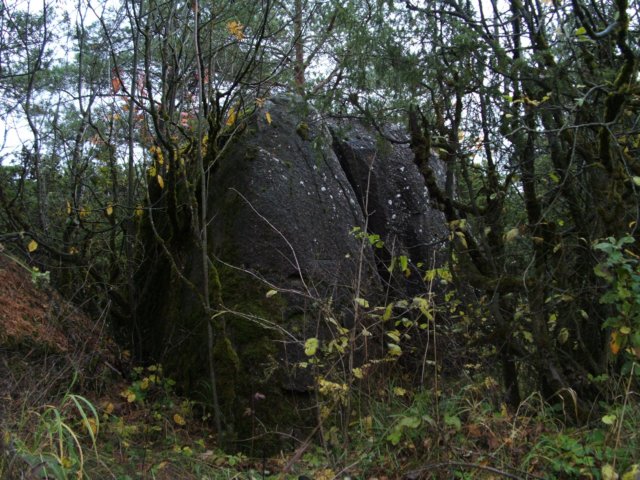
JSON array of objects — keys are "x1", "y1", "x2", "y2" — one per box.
[
  {"x1": 209, "y1": 95, "x2": 377, "y2": 302},
  {"x1": 133, "y1": 95, "x2": 448, "y2": 450},
  {"x1": 330, "y1": 120, "x2": 448, "y2": 293}
]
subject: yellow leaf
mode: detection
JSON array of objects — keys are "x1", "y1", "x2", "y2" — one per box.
[
  {"x1": 79, "y1": 207, "x2": 89, "y2": 219},
  {"x1": 66, "y1": 201, "x2": 72, "y2": 215},
  {"x1": 135, "y1": 205, "x2": 144, "y2": 218},
  {"x1": 355, "y1": 297, "x2": 369, "y2": 308},
  {"x1": 265, "y1": 111, "x2": 272, "y2": 124},
  {"x1": 127, "y1": 392, "x2": 136, "y2": 403},
  {"x1": 255, "y1": 97, "x2": 266, "y2": 108},
  {"x1": 105, "y1": 402, "x2": 114, "y2": 414},
  {"x1": 226, "y1": 20, "x2": 244, "y2": 40},
  {"x1": 505, "y1": 227, "x2": 520, "y2": 242},
  {"x1": 620, "y1": 326, "x2": 631, "y2": 335},
  {"x1": 382, "y1": 303, "x2": 394, "y2": 321},
  {"x1": 27, "y1": 240, "x2": 38, "y2": 253},
  {"x1": 393, "y1": 387, "x2": 407, "y2": 396},
  {"x1": 557, "y1": 327, "x2": 569, "y2": 344},
  {"x1": 386, "y1": 330, "x2": 401, "y2": 343},
  {"x1": 157, "y1": 175, "x2": 164, "y2": 189},
  {"x1": 84, "y1": 418, "x2": 98, "y2": 436},
  {"x1": 352, "y1": 367, "x2": 363, "y2": 379},
  {"x1": 304, "y1": 337, "x2": 319, "y2": 356},
  {"x1": 106, "y1": 204, "x2": 113, "y2": 216},
  {"x1": 610, "y1": 331, "x2": 622, "y2": 355},
  {"x1": 173, "y1": 413, "x2": 186, "y2": 426},
  {"x1": 455, "y1": 230, "x2": 468, "y2": 248},
  {"x1": 622, "y1": 464, "x2": 640, "y2": 480},
  {"x1": 226, "y1": 107, "x2": 237, "y2": 126},
  {"x1": 148, "y1": 165, "x2": 157, "y2": 177},
  {"x1": 265, "y1": 289, "x2": 278, "y2": 298},
  {"x1": 387, "y1": 343, "x2": 402, "y2": 356}
]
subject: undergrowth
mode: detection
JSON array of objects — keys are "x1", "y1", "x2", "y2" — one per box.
[{"x1": 1, "y1": 361, "x2": 638, "y2": 479}]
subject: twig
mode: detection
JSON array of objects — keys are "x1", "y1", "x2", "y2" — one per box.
[{"x1": 404, "y1": 461, "x2": 545, "y2": 480}]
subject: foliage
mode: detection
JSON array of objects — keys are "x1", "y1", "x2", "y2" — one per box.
[{"x1": 595, "y1": 236, "x2": 640, "y2": 369}]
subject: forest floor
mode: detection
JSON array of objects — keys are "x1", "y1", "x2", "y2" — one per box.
[{"x1": 1, "y1": 251, "x2": 639, "y2": 480}]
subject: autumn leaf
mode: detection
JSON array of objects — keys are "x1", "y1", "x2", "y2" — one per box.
[
  {"x1": 265, "y1": 111, "x2": 272, "y2": 124},
  {"x1": 111, "y1": 75, "x2": 121, "y2": 94},
  {"x1": 27, "y1": 240, "x2": 38, "y2": 253},
  {"x1": 106, "y1": 204, "x2": 113, "y2": 216},
  {"x1": 226, "y1": 107, "x2": 237, "y2": 126},
  {"x1": 610, "y1": 331, "x2": 622, "y2": 355},
  {"x1": 135, "y1": 205, "x2": 144, "y2": 218},
  {"x1": 173, "y1": 413, "x2": 186, "y2": 426},
  {"x1": 387, "y1": 343, "x2": 402, "y2": 356},
  {"x1": 66, "y1": 200, "x2": 72, "y2": 215},
  {"x1": 227, "y1": 20, "x2": 244, "y2": 40},
  {"x1": 157, "y1": 175, "x2": 164, "y2": 189}
]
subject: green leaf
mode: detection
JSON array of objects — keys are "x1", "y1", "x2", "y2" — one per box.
[
  {"x1": 265, "y1": 289, "x2": 278, "y2": 298},
  {"x1": 399, "y1": 255, "x2": 408, "y2": 272},
  {"x1": 444, "y1": 414, "x2": 462, "y2": 430},
  {"x1": 355, "y1": 297, "x2": 370, "y2": 308},
  {"x1": 382, "y1": 303, "x2": 394, "y2": 322},
  {"x1": 387, "y1": 343, "x2": 402, "y2": 356},
  {"x1": 386, "y1": 330, "x2": 401, "y2": 342},
  {"x1": 602, "y1": 464, "x2": 618, "y2": 480},
  {"x1": 398, "y1": 416, "x2": 421, "y2": 429},
  {"x1": 304, "y1": 338, "x2": 319, "y2": 356},
  {"x1": 574, "y1": 26, "x2": 587, "y2": 36},
  {"x1": 601, "y1": 414, "x2": 617, "y2": 425}
]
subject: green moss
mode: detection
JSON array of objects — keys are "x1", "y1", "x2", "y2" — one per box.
[
  {"x1": 213, "y1": 336, "x2": 240, "y2": 407},
  {"x1": 296, "y1": 122, "x2": 310, "y2": 141}
]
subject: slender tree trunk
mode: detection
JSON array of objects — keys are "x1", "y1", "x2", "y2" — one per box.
[{"x1": 293, "y1": 0, "x2": 305, "y2": 92}]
